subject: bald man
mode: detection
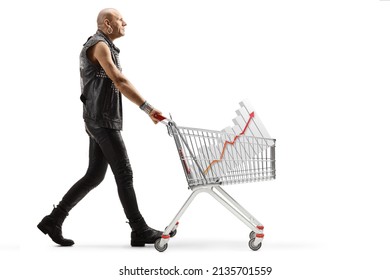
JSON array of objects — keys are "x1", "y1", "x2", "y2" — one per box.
[{"x1": 38, "y1": 8, "x2": 165, "y2": 247}]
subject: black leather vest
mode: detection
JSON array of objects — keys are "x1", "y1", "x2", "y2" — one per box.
[{"x1": 80, "y1": 30, "x2": 123, "y2": 130}]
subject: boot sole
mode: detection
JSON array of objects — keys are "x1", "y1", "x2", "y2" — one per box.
[
  {"x1": 131, "y1": 241, "x2": 146, "y2": 247},
  {"x1": 37, "y1": 222, "x2": 74, "y2": 246}
]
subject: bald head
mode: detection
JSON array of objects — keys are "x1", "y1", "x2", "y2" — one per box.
[
  {"x1": 96, "y1": 8, "x2": 127, "y2": 40},
  {"x1": 97, "y1": 8, "x2": 117, "y2": 28}
]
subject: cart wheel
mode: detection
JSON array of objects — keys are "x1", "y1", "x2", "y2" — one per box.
[
  {"x1": 248, "y1": 238, "x2": 262, "y2": 251},
  {"x1": 154, "y1": 238, "x2": 168, "y2": 252},
  {"x1": 249, "y1": 231, "x2": 256, "y2": 239},
  {"x1": 165, "y1": 227, "x2": 177, "y2": 238}
]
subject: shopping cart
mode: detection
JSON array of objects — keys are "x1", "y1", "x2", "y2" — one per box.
[{"x1": 153, "y1": 107, "x2": 276, "y2": 252}]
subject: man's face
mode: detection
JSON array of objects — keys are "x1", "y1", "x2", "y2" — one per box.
[{"x1": 109, "y1": 11, "x2": 127, "y2": 38}]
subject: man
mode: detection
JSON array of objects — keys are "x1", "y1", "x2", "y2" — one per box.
[{"x1": 38, "y1": 8, "x2": 164, "y2": 247}]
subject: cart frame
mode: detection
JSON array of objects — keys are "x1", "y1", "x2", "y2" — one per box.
[{"x1": 154, "y1": 116, "x2": 276, "y2": 252}]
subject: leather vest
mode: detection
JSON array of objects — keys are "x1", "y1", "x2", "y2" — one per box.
[{"x1": 80, "y1": 30, "x2": 123, "y2": 130}]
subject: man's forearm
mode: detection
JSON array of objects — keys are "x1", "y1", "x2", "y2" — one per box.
[{"x1": 114, "y1": 76, "x2": 145, "y2": 106}]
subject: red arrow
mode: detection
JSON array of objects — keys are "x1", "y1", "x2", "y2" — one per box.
[{"x1": 204, "y1": 112, "x2": 255, "y2": 174}]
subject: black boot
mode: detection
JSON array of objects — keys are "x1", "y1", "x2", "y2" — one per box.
[
  {"x1": 129, "y1": 217, "x2": 162, "y2": 247},
  {"x1": 37, "y1": 206, "x2": 74, "y2": 246}
]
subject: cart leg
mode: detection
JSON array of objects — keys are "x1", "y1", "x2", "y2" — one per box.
[
  {"x1": 214, "y1": 186, "x2": 264, "y2": 236},
  {"x1": 205, "y1": 186, "x2": 264, "y2": 248},
  {"x1": 214, "y1": 186, "x2": 263, "y2": 228},
  {"x1": 155, "y1": 188, "x2": 204, "y2": 252}
]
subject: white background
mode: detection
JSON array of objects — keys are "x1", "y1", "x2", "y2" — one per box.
[{"x1": 1, "y1": 0, "x2": 390, "y2": 279}]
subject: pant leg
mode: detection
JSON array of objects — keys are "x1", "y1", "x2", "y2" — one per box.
[
  {"x1": 58, "y1": 136, "x2": 108, "y2": 212},
  {"x1": 84, "y1": 123, "x2": 143, "y2": 222}
]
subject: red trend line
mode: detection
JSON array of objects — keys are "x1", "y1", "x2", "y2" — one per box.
[{"x1": 204, "y1": 112, "x2": 255, "y2": 174}]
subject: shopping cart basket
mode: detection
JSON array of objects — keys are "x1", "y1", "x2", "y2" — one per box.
[{"x1": 153, "y1": 106, "x2": 276, "y2": 252}]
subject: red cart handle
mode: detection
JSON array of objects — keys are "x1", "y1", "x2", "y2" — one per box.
[
  {"x1": 154, "y1": 113, "x2": 172, "y2": 125},
  {"x1": 154, "y1": 114, "x2": 167, "y2": 122}
]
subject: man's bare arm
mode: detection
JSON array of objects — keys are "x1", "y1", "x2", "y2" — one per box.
[{"x1": 88, "y1": 42, "x2": 161, "y2": 122}]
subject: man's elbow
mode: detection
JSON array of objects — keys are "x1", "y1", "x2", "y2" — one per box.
[{"x1": 112, "y1": 76, "x2": 128, "y2": 90}]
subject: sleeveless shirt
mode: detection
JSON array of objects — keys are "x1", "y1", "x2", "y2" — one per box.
[{"x1": 80, "y1": 30, "x2": 123, "y2": 130}]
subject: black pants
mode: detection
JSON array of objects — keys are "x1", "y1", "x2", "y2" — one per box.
[{"x1": 58, "y1": 123, "x2": 142, "y2": 222}]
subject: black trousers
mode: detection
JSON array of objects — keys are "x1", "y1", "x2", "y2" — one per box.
[{"x1": 58, "y1": 123, "x2": 142, "y2": 222}]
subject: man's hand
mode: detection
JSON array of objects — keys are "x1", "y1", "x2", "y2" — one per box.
[{"x1": 149, "y1": 108, "x2": 163, "y2": 124}]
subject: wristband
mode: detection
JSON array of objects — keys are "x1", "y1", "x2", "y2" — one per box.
[{"x1": 139, "y1": 101, "x2": 154, "y2": 115}]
